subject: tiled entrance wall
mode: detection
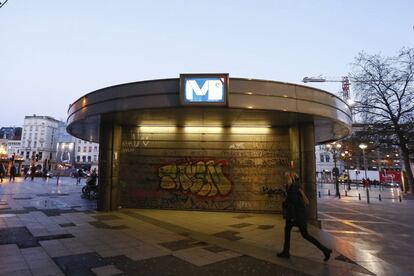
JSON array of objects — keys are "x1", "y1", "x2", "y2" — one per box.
[{"x1": 119, "y1": 126, "x2": 291, "y2": 212}]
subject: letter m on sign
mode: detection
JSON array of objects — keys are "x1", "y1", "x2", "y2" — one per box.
[{"x1": 185, "y1": 78, "x2": 224, "y2": 102}]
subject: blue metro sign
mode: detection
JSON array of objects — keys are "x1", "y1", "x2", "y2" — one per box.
[{"x1": 180, "y1": 74, "x2": 228, "y2": 105}]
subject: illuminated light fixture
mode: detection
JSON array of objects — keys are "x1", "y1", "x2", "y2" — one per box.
[
  {"x1": 246, "y1": 92, "x2": 253, "y2": 95},
  {"x1": 283, "y1": 95, "x2": 288, "y2": 98},
  {"x1": 139, "y1": 126, "x2": 177, "y2": 133},
  {"x1": 183, "y1": 126, "x2": 223, "y2": 134},
  {"x1": 283, "y1": 109, "x2": 288, "y2": 111},
  {"x1": 247, "y1": 106, "x2": 253, "y2": 109},
  {"x1": 230, "y1": 127, "x2": 271, "y2": 134},
  {"x1": 358, "y1": 144, "x2": 367, "y2": 150},
  {"x1": 347, "y1": 98, "x2": 355, "y2": 106}
]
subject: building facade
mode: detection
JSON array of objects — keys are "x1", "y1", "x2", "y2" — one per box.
[
  {"x1": 315, "y1": 145, "x2": 345, "y2": 183},
  {"x1": 74, "y1": 139, "x2": 99, "y2": 170},
  {"x1": 7, "y1": 140, "x2": 21, "y2": 158},
  {"x1": 20, "y1": 115, "x2": 60, "y2": 167}
]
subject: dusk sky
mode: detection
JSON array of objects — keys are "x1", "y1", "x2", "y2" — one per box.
[{"x1": 1, "y1": 0, "x2": 413, "y2": 127}]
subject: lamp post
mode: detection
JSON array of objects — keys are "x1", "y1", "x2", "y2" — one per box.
[
  {"x1": 341, "y1": 151, "x2": 352, "y2": 190},
  {"x1": 327, "y1": 142, "x2": 342, "y2": 198},
  {"x1": 359, "y1": 143, "x2": 369, "y2": 203},
  {"x1": 359, "y1": 144, "x2": 368, "y2": 180}
]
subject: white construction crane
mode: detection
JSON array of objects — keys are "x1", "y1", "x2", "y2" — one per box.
[
  {"x1": 0, "y1": 0, "x2": 9, "y2": 9},
  {"x1": 302, "y1": 76, "x2": 351, "y2": 103}
]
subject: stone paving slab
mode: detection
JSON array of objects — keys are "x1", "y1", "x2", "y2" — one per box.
[{"x1": 0, "y1": 177, "x2": 411, "y2": 275}]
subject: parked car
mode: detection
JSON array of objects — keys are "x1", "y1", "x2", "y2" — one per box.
[
  {"x1": 338, "y1": 174, "x2": 348, "y2": 183},
  {"x1": 383, "y1": 182, "x2": 399, "y2": 188}
]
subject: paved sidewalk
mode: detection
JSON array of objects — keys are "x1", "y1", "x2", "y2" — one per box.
[
  {"x1": 318, "y1": 192, "x2": 414, "y2": 275},
  {"x1": 0, "y1": 177, "x2": 409, "y2": 275}
]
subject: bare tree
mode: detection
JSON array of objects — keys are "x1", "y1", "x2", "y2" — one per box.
[{"x1": 351, "y1": 48, "x2": 414, "y2": 194}]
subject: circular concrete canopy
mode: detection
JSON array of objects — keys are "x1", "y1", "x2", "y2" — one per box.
[{"x1": 67, "y1": 77, "x2": 352, "y2": 144}]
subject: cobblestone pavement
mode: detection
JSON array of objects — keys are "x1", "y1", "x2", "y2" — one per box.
[
  {"x1": 318, "y1": 183, "x2": 414, "y2": 275},
  {"x1": 0, "y1": 177, "x2": 410, "y2": 275}
]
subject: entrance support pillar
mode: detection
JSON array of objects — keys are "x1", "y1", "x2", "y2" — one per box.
[
  {"x1": 289, "y1": 123, "x2": 318, "y2": 226},
  {"x1": 98, "y1": 122, "x2": 122, "y2": 211}
]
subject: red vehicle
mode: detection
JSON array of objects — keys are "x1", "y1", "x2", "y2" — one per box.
[{"x1": 379, "y1": 169, "x2": 401, "y2": 187}]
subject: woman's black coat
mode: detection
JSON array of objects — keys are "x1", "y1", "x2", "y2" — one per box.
[{"x1": 283, "y1": 182, "x2": 307, "y2": 226}]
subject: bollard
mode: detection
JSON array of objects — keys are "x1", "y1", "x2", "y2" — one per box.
[
  {"x1": 318, "y1": 191, "x2": 321, "y2": 198},
  {"x1": 358, "y1": 193, "x2": 361, "y2": 200},
  {"x1": 379, "y1": 194, "x2": 382, "y2": 201},
  {"x1": 366, "y1": 188, "x2": 370, "y2": 204},
  {"x1": 345, "y1": 190, "x2": 348, "y2": 197},
  {"x1": 399, "y1": 195, "x2": 402, "y2": 202},
  {"x1": 328, "y1": 189, "x2": 331, "y2": 196}
]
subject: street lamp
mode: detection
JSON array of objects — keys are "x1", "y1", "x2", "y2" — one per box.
[
  {"x1": 359, "y1": 143, "x2": 368, "y2": 180},
  {"x1": 327, "y1": 142, "x2": 342, "y2": 197},
  {"x1": 341, "y1": 150, "x2": 352, "y2": 190}
]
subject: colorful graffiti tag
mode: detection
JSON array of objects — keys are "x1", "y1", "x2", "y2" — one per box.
[{"x1": 158, "y1": 160, "x2": 232, "y2": 197}]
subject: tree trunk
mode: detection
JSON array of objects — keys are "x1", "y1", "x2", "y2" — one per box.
[{"x1": 400, "y1": 146, "x2": 414, "y2": 194}]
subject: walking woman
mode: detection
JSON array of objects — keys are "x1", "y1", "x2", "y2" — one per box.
[
  {"x1": 0, "y1": 163, "x2": 5, "y2": 183},
  {"x1": 277, "y1": 171, "x2": 332, "y2": 261}
]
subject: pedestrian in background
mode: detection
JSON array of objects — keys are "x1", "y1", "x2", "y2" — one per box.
[
  {"x1": 76, "y1": 168, "x2": 82, "y2": 185},
  {"x1": 42, "y1": 166, "x2": 48, "y2": 180},
  {"x1": 30, "y1": 164, "x2": 36, "y2": 181},
  {"x1": 0, "y1": 163, "x2": 5, "y2": 182},
  {"x1": 277, "y1": 171, "x2": 332, "y2": 261},
  {"x1": 23, "y1": 166, "x2": 29, "y2": 180},
  {"x1": 9, "y1": 163, "x2": 16, "y2": 182}
]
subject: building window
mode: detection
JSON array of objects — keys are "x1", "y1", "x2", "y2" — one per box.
[
  {"x1": 83, "y1": 146, "x2": 86, "y2": 152},
  {"x1": 94, "y1": 155, "x2": 97, "y2": 161},
  {"x1": 87, "y1": 156, "x2": 92, "y2": 163},
  {"x1": 34, "y1": 141, "x2": 37, "y2": 148},
  {"x1": 78, "y1": 146, "x2": 81, "y2": 152},
  {"x1": 94, "y1": 146, "x2": 97, "y2": 152},
  {"x1": 325, "y1": 154, "x2": 330, "y2": 162},
  {"x1": 88, "y1": 147, "x2": 92, "y2": 152},
  {"x1": 76, "y1": 156, "x2": 80, "y2": 162},
  {"x1": 82, "y1": 156, "x2": 86, "y2": 162},
  {"x1": 320, "y1": 154, "x2": 325, "y2": 162}
]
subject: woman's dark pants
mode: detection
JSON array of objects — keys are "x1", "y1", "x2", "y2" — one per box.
[{"x1": 283, "y1": 220, "x2": 328, "y2": 253}]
